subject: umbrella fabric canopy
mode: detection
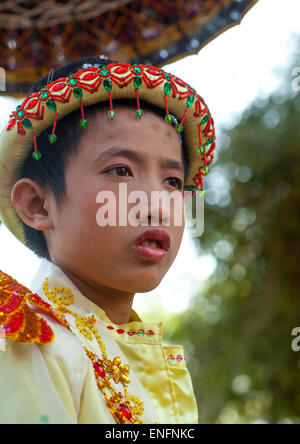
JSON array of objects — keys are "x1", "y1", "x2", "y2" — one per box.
[{"x1": 0, "y1": 0, "x2": 258, "y2": 97}]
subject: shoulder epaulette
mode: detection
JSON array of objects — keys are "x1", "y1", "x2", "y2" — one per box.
[{"x1": 0, "y1": 269, "x2": 65, "y2": 345}]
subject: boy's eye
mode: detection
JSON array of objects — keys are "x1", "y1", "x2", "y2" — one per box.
[
  {"x1": 104, "y1": 167, "x2": 182, "y2": 190},
  {"x1": 165, "y1": 177, "x2": 183, "y2": 190},
  {"x1": 105, "y1": 166, "x2": 132, "y2": 177}
]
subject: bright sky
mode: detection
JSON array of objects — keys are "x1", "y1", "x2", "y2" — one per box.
[{"x1": 0, "y1": 0, "x2": 299, "y2": 319}]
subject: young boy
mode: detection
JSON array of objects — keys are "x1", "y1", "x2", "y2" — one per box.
[{"x1": 0, "y1": 56, "x2": 215, "y2": 424}]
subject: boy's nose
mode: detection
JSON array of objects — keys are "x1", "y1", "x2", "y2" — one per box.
[{"x1": 139, "y1": 200, "x2": 170, "y2": 227}]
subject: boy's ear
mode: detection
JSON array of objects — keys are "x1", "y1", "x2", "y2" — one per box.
[{"x1": 11, "y1": 178, "x2": 53, "y2": 231}]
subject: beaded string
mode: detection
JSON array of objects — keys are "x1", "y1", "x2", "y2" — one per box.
[
  {"x1": 49, "y1": 112, "x2": 58, "y2": 144},
  {"x1": 135, "y1": 88, "x2": 144, "y2": 119},
  {"x1": 32, "y1": 130, "x2": 40, "y2": 160},
  {"x1": 108, "y1": 91, "x2": 116, "y2": 120},
  {"x1": 164, "y1": 81, "x2": 173, "y2": 125},
  {"x1": 79, "y1": 99, "x2": 88, "y2": 128}
]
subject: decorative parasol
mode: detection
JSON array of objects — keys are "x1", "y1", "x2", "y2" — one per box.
[{"x1": 0, "y1": 0, "x2": 258, "y2": 97}]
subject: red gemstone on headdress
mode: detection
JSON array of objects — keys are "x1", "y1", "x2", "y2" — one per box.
[
  {"x1": 26, "y1": 98, "x2": 38, "y2": 110},
  {"x1": 93, "y1": 362, "x2": 106, "y2": 378},
  {"x1": 82, "y1": 72, "x2": 98, "y2": 81},
  {"x1": 175, "y1": 77, "x2": 186, "y2": 87},
  {"x1": 7, "y1": 119, "x2": 16, "y2": 130},
  {"x1": 147, "y1": 68, "x2": 161, "y2": 75},
  {"x1": 115, "y1": 67, "x2": 128, "y2": 74},
  {"x1": 116, "y1": 329, "x2": 125, "y2": 334},
  {"x1": 120, "y1": 404, "x2": 132, "y2": 420},
  {"x1": 52, "y1": 83, "x2": 66, "y2": 92}
]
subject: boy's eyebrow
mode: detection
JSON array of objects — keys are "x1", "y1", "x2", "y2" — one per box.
[{"x1": 92, "y1": 146, "x2": 185, "y2": 173}]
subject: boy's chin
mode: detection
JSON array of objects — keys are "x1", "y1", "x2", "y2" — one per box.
[
  {"x1": 130, "y1": 278, "x2": 162, "y2": 293},
  {"x1": 119, "y1": 275, "x2": 163, "y2": 293}
]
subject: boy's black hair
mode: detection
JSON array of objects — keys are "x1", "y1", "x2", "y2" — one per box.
[{"x1": 19, "y1": 57, "x2": 190, "y2": 261}]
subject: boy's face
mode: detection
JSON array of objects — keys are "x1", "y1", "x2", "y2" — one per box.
[{"x1": 45, "y1": 105, "x2": 186, "y2": 293}]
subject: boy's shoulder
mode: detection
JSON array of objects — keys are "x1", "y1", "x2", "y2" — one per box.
[{"x1": 0, "y1": 268, "x2": 68, "y2": 346}]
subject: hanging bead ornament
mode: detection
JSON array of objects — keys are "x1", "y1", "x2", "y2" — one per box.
[
  {"x1": 79, "y1": 98, "x2": 88, "y2": 129},
  {"x1": 164, "y1": 82, "x2": 173, "y2": 124},
  {"x1": 32, "y1": 130, "x2": 41, "y2": 160},
  {"x1": 104, "y1": 78, "x2": 115, "y2": 120},
  {"x1": 46, "y1": 99, "x2": 58, "y2": 144},
  {"x1": 72, "y1": 85, "x2": 87, "y2": 129},
  {"x1": 133, "y1": 66, "x2": 143, "y2": 119},
  {"x1": 175, "y1": 93, "x2": 194, "y2": 133}
]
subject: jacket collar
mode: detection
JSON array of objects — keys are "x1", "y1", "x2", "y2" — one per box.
[{"x1": 30, "y1": 258, "x2": 163, "y2": 343}]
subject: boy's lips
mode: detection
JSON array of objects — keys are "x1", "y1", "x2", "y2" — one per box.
[{"x1": 134, "y1": 228, "x2": 171, "y2": 261}]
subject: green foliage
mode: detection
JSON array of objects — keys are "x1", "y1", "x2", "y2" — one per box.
[{"x1": 163, "y1": 58, "x2": 300, "y2": 424}]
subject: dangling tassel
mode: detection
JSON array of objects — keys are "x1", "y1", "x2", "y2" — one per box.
[
  {"x1": 198, "y1": 123, "x2": 208, "y2": 176},
  {"x1": 198, "y1": 124, "x2": 204, "y2": 155},
  {"x1": 48, "y1": 112, "x2": 58, "y2": 144},
  {"x1": 108, "y1": 91, "x2": 116, "y2": 120},
  {"x1": 198, "y1": 122, "x2": 209, "y2": 189},
  {"x1": 135, "y1": 89, "x2": 144, "y2": 119},
  {"x1": 175, "y1": 107, "x2": 188, "y2": 133},
  {"x1": 164, "y1": 95, "x2": 172, "y2": 125},
  {"x1": 79, "y1": 99, "x2": 88, "y2": 128},
  {"x1": 32, "y1": 130, "x2": 42, "y2": 160},
  {"x1": 197, "y1": 168, "x2": 206, "y2": 197}
]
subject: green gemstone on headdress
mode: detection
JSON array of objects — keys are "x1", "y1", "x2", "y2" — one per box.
[
  {"x1": 80, "y1": 118, "x2": 88, "y2": 128},
  {"x1": 187, "y1": 95, "x2": 195, "y2": 108},
  {"x1": 66, "y1": 72, "x2": 75, "y2": 78},
  {"x1": 104, "y1": 78, "x2": 112, "y2": 92},
  {"x1": 32, "y1": 151, "x2": 42, "y2": 160},
  {"x1": 175, "y1": 124, "x2": 183, "y2": 133},
  {"x1": 100, "y1": 68, "x2": 109, "y2": 76},
  {"x1": 165, "y1": 114, "x2": 173, "y2": 124},
  {"x1": 73, "y1": 87, "x2": 83, "y2": 100},
  {"x1": 134, "y1": 77, "x2": 142, "y2": 89},
  {"x1": 136, "y1": 109, "x2": 144, "y2": 118},
  {"x1": 46, "y1": 99, "x2": 57, "y2": 111},
  {"x1": 17, "y1": 110, "x2": 24, "y2": 118},
  {"x1": 201, "y1": 114, "x2": 210, "y2": 125},
  {"x1": 16, "y1": 105, "x2": 21, "y2": 110},
  {"x1": 202, "y1": 166, "x2": 209, "y2": 175},
  {"x1": 108, "y1": 110, "x2": 116, "y2": 120},
  {"x1": 198, "y1": 146, "x2": 205, "y2": 154},
  {"x1": 68, "y1": 78, "x2": 78, "y2": 86},
  {"x1": 205, "y1": 137, "x2": 214, "y2": 146},
  {"x1": 184, "y1": 185, "x2": 196, "y2": 191},
  {"x1": 41, "y1": 91, "x2": 48, "y2": 99},
  {"x1": 164, "y1": 82, "x2": 172, "y2": 96},
  {"x1": 48, "y1": 133, "x2": 57, "y2": 144},
  {"x1": 21, "y1": 117, "x2": 32, "y2": 129},
  {"x1": 133, "y1": 66, "x2": 142, "y2": 74},
  {"x1": 163, "y1": 73, "x2": 170, "y2": 80},
  {"x1": 198, "y1": 190, "x2": 206, "y2": 197}
]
